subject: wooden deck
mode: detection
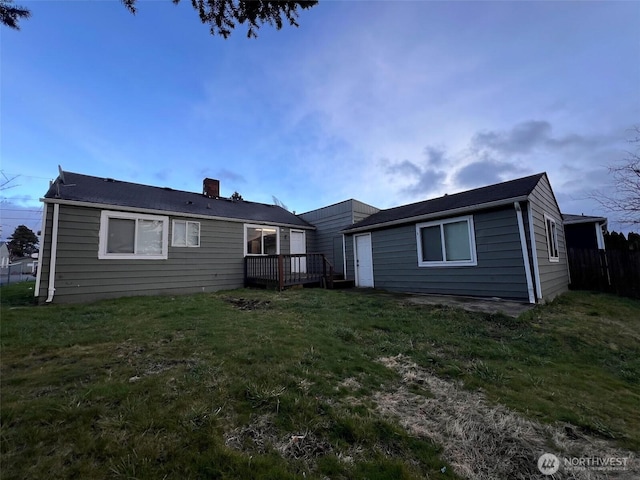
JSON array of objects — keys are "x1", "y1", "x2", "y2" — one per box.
[{"x1": 245, "y1": 254, "x2": 334, "y2": 290}]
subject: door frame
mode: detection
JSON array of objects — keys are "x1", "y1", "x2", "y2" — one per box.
[{"x1": 353, "y1": 233, "x2": 374, "y2": 287}]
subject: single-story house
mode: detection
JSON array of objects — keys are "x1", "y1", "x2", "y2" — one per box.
[
  {"x1": 562, "y1": 213, "x2": 607, "y2": 250},
  {"x1": 36, "y1": 170, "x2": 569, "y2": 305},
  {"x1": 35, "y1": 171, "x2": 315, "y2": 303},
  {"x1": 341, "y1": 172, "x2": 568, "y2": 304}
]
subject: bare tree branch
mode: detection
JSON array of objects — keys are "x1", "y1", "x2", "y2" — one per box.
[{"x1": 593, "y1": 126, "x2": 640, "y2": 225}]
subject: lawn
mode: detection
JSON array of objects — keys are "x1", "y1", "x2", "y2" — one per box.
[{"x1": 1, "y1": 284, "x2": 639, "y2": 479}]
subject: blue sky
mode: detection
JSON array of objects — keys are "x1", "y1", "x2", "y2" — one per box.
[{"x1": 1, "y1": 0, "x2": 639, "y2": 240}]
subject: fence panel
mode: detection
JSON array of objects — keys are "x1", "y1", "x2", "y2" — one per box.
[{"x1": 568, "y1": 248, "x2": 640, "y2": 299}]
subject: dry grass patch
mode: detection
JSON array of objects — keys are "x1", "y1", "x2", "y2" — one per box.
[{"x1": 376, "y1": 354, "x2": 638, "y2": 479}]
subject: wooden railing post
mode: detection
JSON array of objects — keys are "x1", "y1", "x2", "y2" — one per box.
[{"x1": 278, "y1": 254, "x2": 285, "y2": 291}]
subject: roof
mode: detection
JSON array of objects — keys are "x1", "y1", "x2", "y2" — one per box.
[
  {"x1": 562, "y1": 213, "x2": 608, "y2": 225},
  {"x1": 42, "y1": 171, "x2": 313, "y2": 229},
  {"x1": 343, "y1": 173, "x2": 546, "y2": 233}
]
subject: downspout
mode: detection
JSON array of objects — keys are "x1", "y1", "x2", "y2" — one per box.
[
  {"x1": 33, "y1": 203, "x2": 48, "y2": 298},
  {"x1": 514, "y1": 202, "x2": 536, "y2": 304},
  {"x1": 527, "y1": 204, "x2": 543, "y2": 301},
  {"x1": 46, "y1": 203, "x2": 60, "y2": 303}
]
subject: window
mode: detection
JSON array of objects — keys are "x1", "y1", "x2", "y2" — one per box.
[
  {"x1": 544, "y1": 214, "x2": 559, "y2": 262},
  {"x1": 172, "y1": 220, "x2": 200, "y2": 247},
  {"x1": 245, "y1": 224, "x2": 279, "y2": 255},
  {"x1": 416, "y1": 215, "x2": 477, "y2": 267},
  {"x1": 99, "y1": 211, "x2": 168, "y2": 260}
]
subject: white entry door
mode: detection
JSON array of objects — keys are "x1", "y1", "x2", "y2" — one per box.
[
  {"x1": 290, "y1": 230, "x2": 306, "y2": 273},
  {"x1": 354, "y1": 233, "x2": 374, "y2": 287}
]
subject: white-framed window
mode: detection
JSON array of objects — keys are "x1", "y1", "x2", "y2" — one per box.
[
  {"x1": 99, "y1": 210, "x2": 169, "y2": 260},
  {"x1": 244, "y1": 224, "x2": 279, "y2": 255},
  {"x1": 416, "y1": 215, "x2": 477, "y2": 267},
  {"x1": 172, "y1": 220, "x2": 200, "y2": 247},
  {"x1": 544, "y1": 214, "x2": 560, "y2": 262}
]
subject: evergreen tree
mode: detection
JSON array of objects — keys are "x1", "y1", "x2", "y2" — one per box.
[
  {"x1": 7, "y1": 225, "x2": 38, "y2": 258},
  {"x1": 2, "y1": 0, "x2": 317, "y2": 36}
]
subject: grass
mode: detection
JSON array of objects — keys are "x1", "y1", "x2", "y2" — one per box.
[{"x1": 1, "y1": 284, "x2": 639, "y2": 479}]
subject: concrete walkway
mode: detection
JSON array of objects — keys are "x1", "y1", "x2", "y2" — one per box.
[
  {"x1": 347, "y1": 288, "x2": 534, "y2": 318},
  {"x1": 403, "y1": 293, "x2": 534, "y2": 318}
]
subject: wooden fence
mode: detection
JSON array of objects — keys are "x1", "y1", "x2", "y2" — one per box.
[{"x1": 567, "y1": 248, "x2": 640, "y2": 299}]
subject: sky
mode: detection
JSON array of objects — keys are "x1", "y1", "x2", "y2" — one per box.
[{"x1": 1, "y1": 0, "x2": 639, "y2": 242}]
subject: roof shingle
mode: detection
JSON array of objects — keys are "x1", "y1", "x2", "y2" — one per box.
[
  {"x1": 43, "y1": 171, "x2": 312, "y2": 228},
  {"x1": 344, "y1": 173, "x2": 545, "y2": 232}
]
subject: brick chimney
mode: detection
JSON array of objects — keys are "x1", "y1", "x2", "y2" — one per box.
[{"x1": 203, "y1": 178, "x2": 220, "y2": 198}]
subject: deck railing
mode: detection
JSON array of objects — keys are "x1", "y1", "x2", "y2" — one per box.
[{"x1": 245, "y1": 253, "x2": 334, "y2": 290}]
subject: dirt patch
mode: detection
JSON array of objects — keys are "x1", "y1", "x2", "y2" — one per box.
[
  {"x1": 224, "y1": 297, "x2": 272, "y2": 311},
  {"x1": 225, "y1": 414, "x2": 333, "y2": 464},
  {"x1": 375, "y1": 355, "x2": 638, "y2": 479}
]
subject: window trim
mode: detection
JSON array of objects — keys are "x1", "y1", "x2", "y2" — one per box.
[
  {"x1": 171, "y1": 220, "x2": 201, "y2": 247},
  {"x1": 544, "y1": 213, "x2": 560, "y2": 262},
  {"x1": 99, "y1": 210, "x2": 169, "y2": 260},
  {"x1": 416, "y1": 215, "x2": 477, "y2": 267},
  {"x1": 244, "y1": 224, "x2": 280, "y2": 256}
]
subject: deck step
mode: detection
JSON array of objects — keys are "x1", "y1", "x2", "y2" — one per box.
[{"x1": 330, "y1": 279, "x2": 355, "y2": 289}]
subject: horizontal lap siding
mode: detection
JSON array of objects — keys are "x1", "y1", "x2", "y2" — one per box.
[
  {"x1": 300, "y1": 200, "x2": 378, "y2": 275},
  {"x1": 370, "y1": 208, "x2": 529, "y2": 300},
  {"x1": 39, "y1": 205, "x2": 252, "y2": 303},
  {"x1": 528, "y1": 177, "x2": 569, "y2": 301}
]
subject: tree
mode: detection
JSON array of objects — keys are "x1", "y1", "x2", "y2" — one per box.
[
  {"x1": 7, "y1": 225, "x2": 38, "y2": 258},
  {"x1": 1, "y1": 0, "x2": 318, "y2": 37},
  {"x1": 595, "y1": 127, "x2": 640, "y2": 226},
  {"x1": 0, "y1": 0, "x2": 30, "y2": 29}
]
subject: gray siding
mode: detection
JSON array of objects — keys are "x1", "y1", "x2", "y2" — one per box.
[
  {"x1": 37, "y1": 204, "x2": 296, "y2": 304},
  {"x1": 300, "y1": 200, "x2": 378, "y2": 274},
  {"x1": 528, "y1": 176, "x2": 569, "y2": 301},
  {"x1": 346, "y1": 207, "x2": 530, "y2": 300}
]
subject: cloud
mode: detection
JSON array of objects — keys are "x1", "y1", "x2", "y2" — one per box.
[
  {"x1": 386, "y1": 160, "x2": 421, "y2": 177},
  {"x1": 472, "y1": 121, "x2": 552, "y2": 155},
  {"x1": 217, "y1": 169, "x2": 246, "y2": 183},
  {"x1": 471, "y1": 120, "x2": 605, "y2": 157},
  {"x1": 454, "y1": 159, "x2": 527, "y2": 189},
  {"x1": 385, "y1": 146, "x2": 450, "y2": 198}
]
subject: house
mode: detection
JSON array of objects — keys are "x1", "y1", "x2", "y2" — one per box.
[
  {"x1": 341, "y1": 173, "x2": 568, "y2": 304},
  {"x1": 562, "y1": 214, "x2": 607, "y2": 250},
  {"x1": 35, "y1": 169, "x2": 569, "y2": 305},
  {"x1": 0, "y1": 242, "x2": 9, "y2": 268},
  {"x1": 35, "y1": 171, "x2": 315, "y2": 303},
  {"x1": 298, "y1": 199, "x2": 379, "y2": 276}
]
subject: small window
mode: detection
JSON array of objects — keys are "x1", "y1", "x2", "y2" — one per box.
[
  {"x1": 544, "y1": 214, "x2": 560, "y2": 262},
  {"x1": 245, "y1": 224, "x2": 279, "y2": 255},
  {"x1": 99, "y1": 211, "x2": 168, "y2": 260},
  {"x1": 172, "y1": 220, "x2": 200, "y2": 247},
  {"x1": 416, "y1": 215, "x2": 477, "y2": 267}
]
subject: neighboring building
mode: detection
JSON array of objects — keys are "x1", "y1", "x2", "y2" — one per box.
[
  {"x1": 35, "y1": 172, "x2": 314, "y2": 304},
  {"x1": 341, "y1": 173, "x2": 568, "y2": 304},
  {"x1": 0, "y1": 242, "x2": 9, "y2": 268},
  {"x1": 36, "y1": 170, "x2": 569, "y2": 304},
  {"x1": 562, "y1": 214, "x2": 607, "y2": 250}
]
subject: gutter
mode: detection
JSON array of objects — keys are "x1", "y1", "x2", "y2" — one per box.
[
  {"x1": 45, "y1": 203, "x2": 60, "y2": 303},
  {"x1": 514, "y1": 202, "x2": 536, "y2": 304},
  {"x1": 342, "y1": 195, "x2": 529, "y2": 234}
]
